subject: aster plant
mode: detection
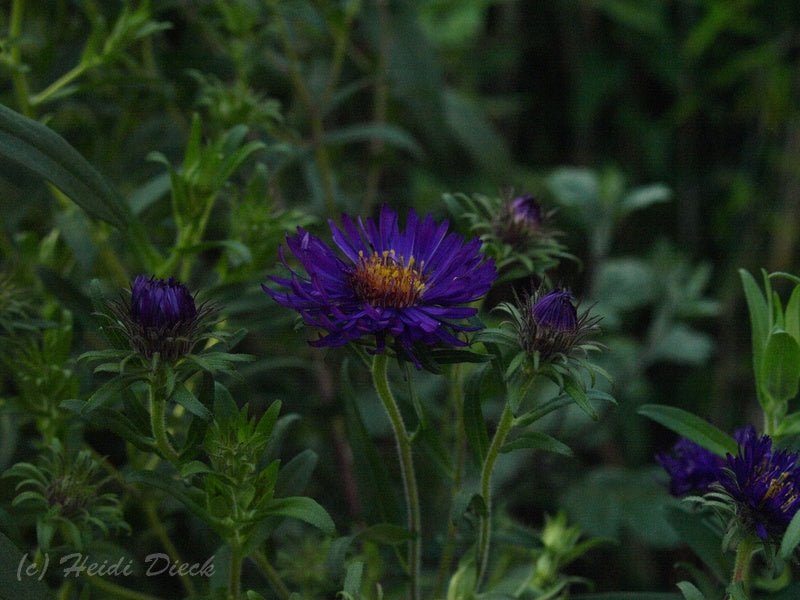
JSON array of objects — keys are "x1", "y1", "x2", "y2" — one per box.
[
  {"x1": 443, "y1": 191, "x2": 571, "y2": 283},
  {"x1": 468, "y1": 286, "x2": 610, "y2": 590},
  {"x1": 79, "y1": 275, "x2": 252, "y2": 464},
  {"x1": 265, "y1": 204, "x2": 497, "y2": 599}
]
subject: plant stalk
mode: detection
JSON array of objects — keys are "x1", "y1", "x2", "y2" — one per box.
[
  {"x1": 730, "y1": 536, "x2": 757, "y2": 598},
  {"x1": 149, "y1": 373, "x2": 180, "y2": 463},
  {"x1": 229, "y1": 544, "x2": 243, "y2": 600},
  {"x1": 372, "y1": 353, "x2": 421, "y2": 600},
  {"x1": 476, "y1": 402, "x2": 515, "y2": 589}
]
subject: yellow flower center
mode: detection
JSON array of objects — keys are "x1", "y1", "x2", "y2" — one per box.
[
  {"x1": 763, "y1": 472, "x2": 798, "y2": 512},
  {"x1": 351, "y1": 250, "x2": 426, "y2": 307}
]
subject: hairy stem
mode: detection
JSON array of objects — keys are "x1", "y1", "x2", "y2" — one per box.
[
  {"x1": 149, "y1": 374, "x2": 180, "y2": 464},
  {"x1": 9, "y1": 0, "x2": 32, "y2": 117},
  {"x1": 476, "y1": 402, "x2": 515, "y2": 589},
  {"x1": 372, "y1": 353, "x2": 421, "y2": 600},
  {"x1": 730, "y1": 536, "x2": 757, "y2": 597},
  {"x1": 229, "y1": 544, "x2": 243, "y2": 600}
]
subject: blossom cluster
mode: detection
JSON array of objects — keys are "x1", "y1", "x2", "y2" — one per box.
[{"x1": 658, "y1": 426, "x2": 800, "y2": 541}]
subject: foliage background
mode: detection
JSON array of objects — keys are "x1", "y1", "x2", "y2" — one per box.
[{"x1": 2, "y1": 0, "x2": 800, "y2": 595}]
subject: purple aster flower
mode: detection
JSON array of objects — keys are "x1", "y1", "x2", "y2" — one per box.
[
  {"x1": 718, "y1": 426, "x2": 800, "y2": 540},
  {"x1": 656, "y1": 438, "x2": 724, "y2": 497},
  {"x1": 532, "y1": 290, "x2": 577, "y2": 332},
  {"x1": 108, "y1": 275, "x2": 212, "y2": 362},
  {"x1": 264, "y1": 205, "x2": 497, "y2": 365},
  {"x1": 509, "y1": 194, "x2": 543, "y2": 227},
  {"x1": 514, "y1": 287, "x2": 598, "y2": 360},
  {"x1": 130, "y1": 275, "x2": 197, "y2": 329}
]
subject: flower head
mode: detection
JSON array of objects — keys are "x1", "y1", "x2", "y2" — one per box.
[
  {"x1": 509, "y1": 194, "x2": 543, "y2": 228},
  {"x1": 657, "y1": 438, "x2": 724, "y2": 497},
  {"x1": 264, "y1": 205, "x2": 497, "y2": 365},
  {"x1": 532, "y1": 290, "x2": 577, "y2": 332},
  {"x1": 109, "y1": 275, "x2": 212, "y2": 362},
  {"x1": 494, "y1": 192, "x2": 555, "y2": 248},
  {"x1": 130, "y1": 275, "x2": 197, "y2": 329},
  {"x1": 718, "y1": 426, "x2": 800, "y2": 540},
  {"x1": 515, "y1": 287, "x2": 598, "y2": 359}
]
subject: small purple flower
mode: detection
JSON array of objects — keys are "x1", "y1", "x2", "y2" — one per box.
[
  {"x1": 264, "y1": 205, "x2": 497, "y2": 365},
  {"x1": 532, "y1": 290, "x2": 577, "y2": 332},
  {"x1": 656, "y1": 438, "x2": 724, "y2": 497},
  {"x1": 719, "y1": 426, "x2": 800, "y2": 540},
  {"x1": 509, "y1": 194, "x2": 543, "y2": 227},
  {"x1": 130, "y1": 275, "x2": 197, "y2": 330},
  {"x1": 108, "y1": 275, "x2": 211, "y2": 362},
  {"x1": 515, "y1": 287, "x2": 599, "y2": 359}
]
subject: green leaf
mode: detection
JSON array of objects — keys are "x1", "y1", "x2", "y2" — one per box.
[
  {"x1": 264, "y1": 497, "x2": 335, "y2": 534},
  {"x1": 739, "y1": 269, "x2": 768, "y2": 372},
  {"x1": 213, "y1": 382, "x2": 239, "y2": 419},
  {"x1": 179, "y1": 461, "x2": 211, "y2": 478},
  {"x1": 0, "y1": 531, "x2": 54, "y2": 600},
  {"x1": 275, "y1": 450, "x2": 318, "y2": 497},
  {"x1": 500, "y1": 431, "x2": 574, "y2": 456},
  {"x1": 324, "y1": 123, "x2": 423, "y2": 157},
  {"x1": 172, "y1": 383, "x2": 211, "y2": 420},
  {"x1": 564, "y1": 380, "x2": 597, "y2": 420},
  {"x1": 675, "y1": 582, "x2": 705, "y2": 600},
  {"x1": 341, "y1": 560, "x2": 364, "y2": 599},
  {"x1": 638, "y1": 404, "x2": 737, "y2": 457},
  {"x1": 761, "y1": 330, "x2": 800, "y2": 405},
  {"x1": 780, "y1": 508, "x2": 800, "y2": 559},
  {"x1": 786, "y1": 285, "x2": 800, "y2": 345},
  {"x1": 463, "y1": 364, "x2": 490, "y2": 465},
  {"x1": 0, "y1": 103, "x2": 128, "y2": 229},
  {"x1": 77, "y1": 406, "x2": 155, "y2": 453},
  {"x1": 620, "y1": 183, "x2": 672, "y2": 214},
  {"x1": 126, "y1": 471, "x2": 207, "y2": 522}
]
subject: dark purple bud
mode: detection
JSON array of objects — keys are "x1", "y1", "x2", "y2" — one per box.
[
  {"x1": 509, "y1": 194, "x2": 542, "y2": 227},
  {"x1": 130, "y1": 275, "x2": 197, "y2": 330},
  {"x1": 532, "y1": 290, "x2": 577, "y2": 332}
]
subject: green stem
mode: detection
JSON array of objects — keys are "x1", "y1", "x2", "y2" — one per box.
[
  {"x1": 149, "y1": 374, "x2": 180, "y2": 464},
  {"x1": 9, "y1": 0, "x2": 32, "y2": 116},
  {"x1": 29, "y1": 61, "x2": 90, "y2": 108},
  {"x1": 85, "y1": 575, "x2": 164, "y2": 600},
  {"x1": 371, "y1": 353, "x2": 421, "y2": 600},
  {"x1": 476, "y1": 403, "x2": 515, "y2": 589},
  {"x1": 731, "y1": 536, "x2": 757, "y2": 597},
  {"x1": 252, "y1": 550, "x2": 292, "y2": 600},
  {"x1": 229, "y1": 544, "x2": 244, "y2": 600}
]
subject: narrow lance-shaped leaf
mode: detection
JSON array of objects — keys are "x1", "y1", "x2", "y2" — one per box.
[
  {"x1": 263, "y1": 496, "x2": 335, "y2": 535},
  {"x1": 0, "y1": 103, "x2": 129, "y2": 229},
  {"x1": 638, "y1": 404, "x2": 737, "y2": 457},
  {"x1": 739, "y1": 269, "x2": 768, "y2": 375}
]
